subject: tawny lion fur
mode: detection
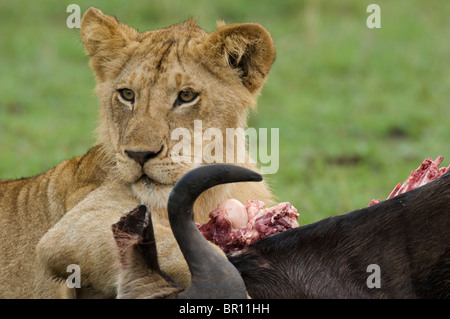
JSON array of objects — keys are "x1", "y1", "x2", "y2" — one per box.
[{"x1": 0, "y1": 7, "x2": 275, "y2": 298}]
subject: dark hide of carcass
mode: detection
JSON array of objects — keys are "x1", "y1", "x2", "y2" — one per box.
[{"x1": 228, "y1": 171, "x2": 450, "y2": 298}]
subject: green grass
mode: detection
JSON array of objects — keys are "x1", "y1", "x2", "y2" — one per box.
[{"x1": 1, "y1": 0, "x2": 449, "y2": 225}]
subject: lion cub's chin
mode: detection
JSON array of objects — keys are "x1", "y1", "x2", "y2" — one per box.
[{"x1": 131, "y1": 177, "x2": 174, "y2": 213}]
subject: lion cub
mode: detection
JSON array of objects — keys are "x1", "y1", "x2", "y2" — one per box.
[{"x1": 0, "y1": 7, "x2": 275, "y2": 298}]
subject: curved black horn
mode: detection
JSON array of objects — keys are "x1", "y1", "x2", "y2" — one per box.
[{"x1": 168, "y1": 164, "x2": 262, "y2": 299}]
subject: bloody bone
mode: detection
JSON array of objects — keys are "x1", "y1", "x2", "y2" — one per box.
[
  {"x1": 198, "y1": 199, "x2": 299, "y2": 253},
  {"x1": 369, "y1": 156, "x2": 450, "y2": 206}
]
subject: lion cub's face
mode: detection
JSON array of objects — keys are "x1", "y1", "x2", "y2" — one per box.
[{"x1": 80, "y1": 8, "x2": 274, "y2": 206}]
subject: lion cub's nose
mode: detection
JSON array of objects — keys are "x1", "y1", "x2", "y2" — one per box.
[{"x1": 125, "y1": 148, "x2": 162, "y2": 166}]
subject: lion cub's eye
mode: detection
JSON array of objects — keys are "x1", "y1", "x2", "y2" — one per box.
[
  {"x1": 175, "y1": 89, "x2": 199, "y2": 106},
  {"x1": 118, "y1": 88, "x2": 135, "y2": 103}
]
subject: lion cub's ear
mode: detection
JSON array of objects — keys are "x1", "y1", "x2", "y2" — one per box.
[
  {"x1": 204, "y1": 23, "x2": 275, "y2": 94},
  {"x1": 80, "y1": 7, "x2": 140, "y2": 82}
]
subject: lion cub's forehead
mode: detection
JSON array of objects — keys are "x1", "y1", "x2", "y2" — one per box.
[
  {"x1": 123, "y1": 20, "x2": 208, "y2": 86},
  {"x1": 136, "y1": 20, "x2": 206, "y2": 62}
]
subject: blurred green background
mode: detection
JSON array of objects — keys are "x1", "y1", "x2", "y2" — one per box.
[{"x1": 1, "y1": 0, "x2": 449, "y2": 225}]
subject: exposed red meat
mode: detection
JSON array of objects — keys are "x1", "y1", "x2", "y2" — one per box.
[
  {"x1": 198, "y1": 200, "x2": 299, "y2": 253},
  {"x1": 369, "y1": 156, "x2": 450, "y2": 206}
]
